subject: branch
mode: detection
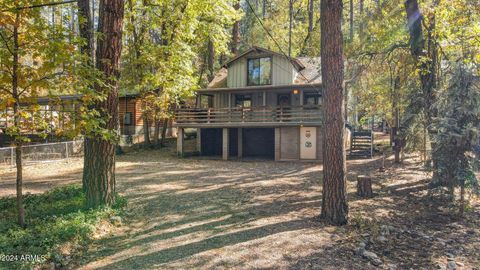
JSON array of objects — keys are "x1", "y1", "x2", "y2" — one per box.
[
  {"x1": 0, "y1": 86, "x2": 13, "y2": 95},
  {"x1": 18, "y1": 71, "x2": 65, "y2": 97},
  {"x1": 0, "y1": 0, "x2": 77, "y2": 12},
  {"x1": 0, "y1": 31, "x2": 14, "y2": 56}
]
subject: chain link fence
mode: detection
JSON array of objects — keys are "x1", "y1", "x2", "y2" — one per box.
[{"x1": 0, "y1": 140, "x2": 83, "y2": 166}]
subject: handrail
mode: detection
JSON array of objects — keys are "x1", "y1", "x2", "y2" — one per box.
[{"x1": 175, "y1": 105, "x2": 322, "y2": 125}]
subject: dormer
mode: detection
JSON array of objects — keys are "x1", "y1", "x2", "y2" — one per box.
[{"x1": 221, "y1": 47, "x2": 305, "y2": 88}]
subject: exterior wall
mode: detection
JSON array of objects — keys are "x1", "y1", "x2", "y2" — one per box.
[
  {"x1": 277, "y1": 126, "x2": 324, "y2": 161},
  {"x1": 226, "y1": 53, "x2": 296, "y2": 88},
  {"x1": 279, "y1": 126, "x2": 299, "y2": 160}
]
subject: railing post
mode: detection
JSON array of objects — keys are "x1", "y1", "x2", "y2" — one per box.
[
  {"x1": 207, "y1": 108, "x2": 211, "y2": 123},
  {"x1": 10, "y1": 147, "x2": 14, "y2": 166}
]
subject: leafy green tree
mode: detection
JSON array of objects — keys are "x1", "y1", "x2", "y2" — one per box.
[
  {"x1": 120, "y1": 0, "x2": 239, "y2": 146},
  {"x1": 0, "y1": 1, "x2": 77, "y2": 226},
  {"x1": 430, "y1": 64, "x2": 479, "y2": 210},
  {"x1": 77, "y1": 0, "x2": 125, "y2": 208}
]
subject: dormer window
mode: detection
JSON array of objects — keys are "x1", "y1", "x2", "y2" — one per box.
[{"x1": 247, "y1": 57, "x2": 272, "y2": 86}]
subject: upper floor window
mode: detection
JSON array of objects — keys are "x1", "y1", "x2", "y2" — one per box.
[
  {"x1": 304, "y1": 92, "x2": 321, "y2": 106},
  {"x1": 247, "y1": 57, "x2": 272, "y2": 86},
  {"x1": 235, "y1": 94, "x2": 252, "y2": 108}
]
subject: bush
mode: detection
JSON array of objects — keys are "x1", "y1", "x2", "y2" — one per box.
[{"x1": 0, "y1": 185, "x2": 126, "y2": 269}]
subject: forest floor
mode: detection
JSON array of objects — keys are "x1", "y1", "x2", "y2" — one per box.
[{"x1": 0, "y1": 139, "x2": 479, "y2": 270}]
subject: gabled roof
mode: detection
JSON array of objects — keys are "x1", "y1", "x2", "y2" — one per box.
[
  {"x1": 222, "y1": 46, "x2": 305, "y2": 71},
  {"x1": 208, "y1": 56, "x2": 321, "y2": 89}
]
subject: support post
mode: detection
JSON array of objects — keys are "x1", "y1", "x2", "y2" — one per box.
[
  {"x1": 10, "y1": 147, "x2": 14, "y2": 166},
  {"x1": 237, "y1": 128, "x2": 243, "y2": 158},
  {"x1": 196, "y1": 128, "x2": 202, "y2": 154},
  {"x1": 274, "y1": 127, "x2": 280, "y2": 161},
  {"x1": 177, "y1": 128, "x2": 184, "y2": 157},
  {"x1": 222, "y1": 128, "x2": 229, "y2": 160}
]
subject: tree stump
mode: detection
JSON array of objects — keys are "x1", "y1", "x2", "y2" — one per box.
[{"x1": 357, "y1": 175, "x2": 373, "y2": 198}]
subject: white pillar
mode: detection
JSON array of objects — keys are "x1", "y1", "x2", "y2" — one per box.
[
  {"x1": 177, "y1": 128, "x2": 184, "y2": 157},
  {"x1": 222, "y1": 128, "x2": 229, "y2": 160}
]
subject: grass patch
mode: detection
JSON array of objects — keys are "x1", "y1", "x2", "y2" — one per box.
[{"x1": 0, "y1": 185, "x2": 126, "y2": 270}]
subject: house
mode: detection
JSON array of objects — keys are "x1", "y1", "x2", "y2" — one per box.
[
  {"x1": 0, "y1": 93, "x2": 172, "y2": 147},
  {"x1": 175, "y1": 46, "x2": 334, "y2": 161},
  {"x1": 118, "y1": 93, "x2": 171, "y2": 145}
]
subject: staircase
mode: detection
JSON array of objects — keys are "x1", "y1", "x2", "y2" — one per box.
[{"x1": 349, "y1": 130, "x2": 373, "y2": 159}]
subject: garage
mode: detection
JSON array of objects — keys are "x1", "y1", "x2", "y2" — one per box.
[
  {"x1": 200, "y1": 128, "x2": 222, "y2": 156},
  {"x1": 242, "y1": 128, "x2": 275, "y2": 159}
]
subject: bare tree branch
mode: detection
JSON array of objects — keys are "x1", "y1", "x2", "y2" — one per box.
[{"x1": 0, "y1": 0, "x2": 77, "y2": 12}]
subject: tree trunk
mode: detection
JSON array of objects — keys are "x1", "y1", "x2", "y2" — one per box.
[
  {"x1": 12, "y1": 12, "x2": 25, "y2": 227},
  {"x1": 153, "y1": 117, "x2": 160, "y2": 146},
  {"x1": 231, "y1": 1, "x2": 240, "y2": 55},
  {"x1": 77, "y1": 0, "x2": 94, "y2": 62},
  {"x1": 349, "y1": 0, "x2": 353, "y2": 41},
  {"x1": 308, "y1": 0, "x2": 314, "y2": 34},
  {"x1": 82, "y1": 0, "x2": 124, "y2": 208},
  {"x1": 392, "y1": 76, "x2": 400, "y2": 163},
  {"x1": 357, "y1": 175, "x2": 373, "y2": 198},
  {"x1": 288, "y1": 0, "x2": 293, "y2": 57},
  {"x1": 320, "y1": 0, "x2": 348, "y2": 225},
  {"x1": 207, "y1": 39, "x2": 215, "y2": 82},
  {"x1": 160, "y1": 118, "x2": 168, "y2": 146},
  {"x1": 143, "y1": 110, "x2": 151, "y2": 146}
]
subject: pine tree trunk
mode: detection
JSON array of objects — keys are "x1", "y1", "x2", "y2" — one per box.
[
  {"x1": 231, "y1": 1, "x2": 240, "y2": 55},
  {"x1": 308, "y1": 0, "x2": 314, "y2": 34},
  {"x1": 207, "y1": 39, "x2": 215, "y2": 82},
  {"x1": 320, "y1": 0, "x2": 348, "y2": 226},
  {"x1": 82, "y1": 0, "x2": 124, "y2": 208},
  {"x1": 77, "y1": 0, "x2": 94, "y2": 62}
]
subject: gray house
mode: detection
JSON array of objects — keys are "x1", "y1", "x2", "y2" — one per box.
[{"x1": 175, "y1": 46, "x2": 328, "y2": 161}]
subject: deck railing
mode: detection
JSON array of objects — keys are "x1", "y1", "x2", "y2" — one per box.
[{"x1": 175, "y1": 105, "x2": 323, "y2": 126}]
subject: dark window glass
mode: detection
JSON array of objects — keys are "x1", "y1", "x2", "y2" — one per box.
[
  {"x1": 235, "y1": 94, "x2": 252, "y2": 107},
  {"x1": 247, "y1": 57, "x2": 271, "y2": 86},
  {"x1": 304, "y1": 93, "x2": 321, "y2": 106},
  {"x1": 124, "y1": 112, "x2": 132, "y2": 125}
]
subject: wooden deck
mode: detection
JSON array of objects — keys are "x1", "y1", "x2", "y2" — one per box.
[{"x1": 174, "y1": 105, "x2": 323, "y2": 128}]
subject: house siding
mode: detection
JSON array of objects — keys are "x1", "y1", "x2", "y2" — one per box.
[{"x1": 226, "y1": 54, "x2": 296, "y2": 88}]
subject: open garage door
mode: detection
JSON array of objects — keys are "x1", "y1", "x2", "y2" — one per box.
[
  {"x1": 242, "y1": 128, "x2": 274, "y2": 159},
  {"x1": 201, "y1": 128, "x2": 222, "y2": 156}
]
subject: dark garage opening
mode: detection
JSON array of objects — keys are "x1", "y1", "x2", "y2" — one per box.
[
  {"x1": 229, "y1": 128, "x2": 238, "y2": 157},
  {"x1": 242, "y1": 128, "x2": 274, "y2": 159},
  {"x1": 201, "y1": 128, "x2": 222, "y2": 156}
]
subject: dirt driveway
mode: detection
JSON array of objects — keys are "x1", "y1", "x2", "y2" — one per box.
[{"x1": 0, "y1": 146, "x2": 478, "y2": 269}]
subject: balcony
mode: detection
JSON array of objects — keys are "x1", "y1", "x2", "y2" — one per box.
[{"x1": 174, "y1": 105, "x2": 323, "y2": 127}]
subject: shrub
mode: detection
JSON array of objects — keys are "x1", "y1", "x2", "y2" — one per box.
[{"x1": 0, "y1": 185, "x2": 125, "y2": 269}]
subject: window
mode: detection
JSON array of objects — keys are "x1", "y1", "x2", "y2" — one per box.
[
  {"x1": 247, "y1": 57, "x2": 272, "y2": 86},
  {"x1": 199, "y1": 95, "x2": 213, "y2": 108},
  {"x1": 304, "y1": 93, "x2": 321, "y2": 106},
  {"x1": 235, "y1": 94, "x2": 252, "y2": 108},
  {"x1": 124, "y1": 112, "x2": 132, "y2": 125}
]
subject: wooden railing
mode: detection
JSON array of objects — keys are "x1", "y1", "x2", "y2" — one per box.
[{"x1": 175, "y1": 105, "x2": 323, "y2": 126}]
